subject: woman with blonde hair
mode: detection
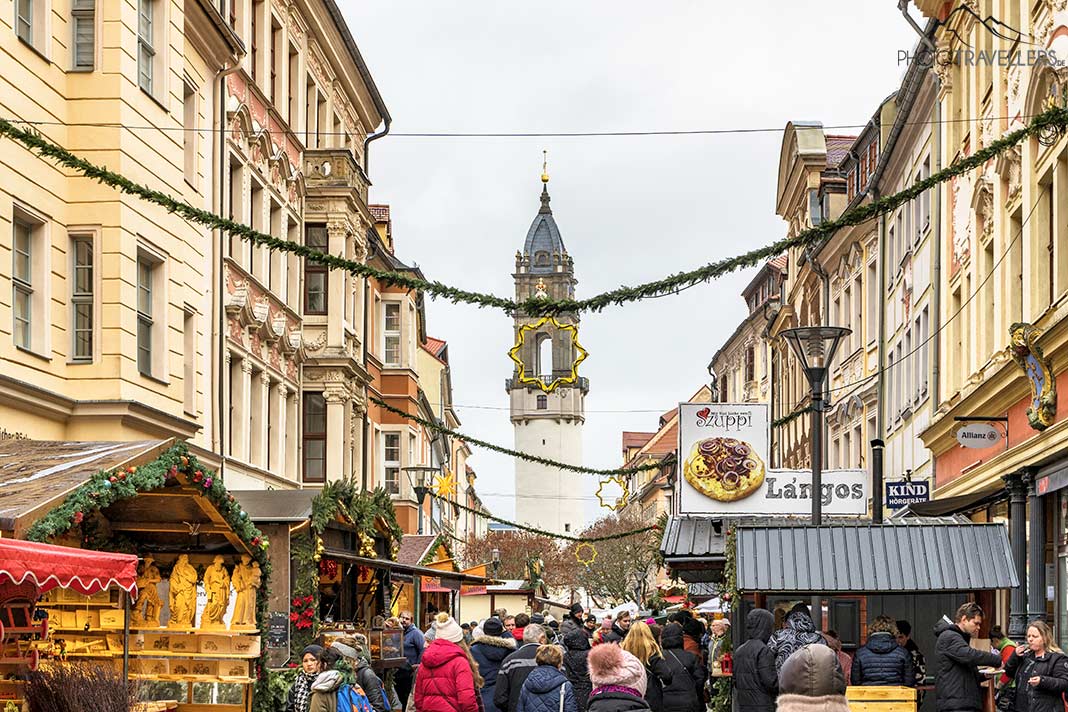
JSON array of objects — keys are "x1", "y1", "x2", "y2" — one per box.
[
  {"x1": 620, "y1": 620, "x2": 673, "y2": 711},
  {"x1": 1003, "y1": 620, "x2": 1068, "y2": 712}
]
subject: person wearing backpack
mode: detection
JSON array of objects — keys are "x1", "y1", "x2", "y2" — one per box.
[
  {"x1": 659, "y1": 622, "x2": 704, "y2": 712},
  {"x1": 310, "y1": 647, "x2": 375, "y2": 712},
  {"x1": 332, "y1": 637, "x2": 389, "y2": 712},
  {"x1": 516, "y1": 645, "x2": 578, "y2": 712},
  {"x1": 1002, "y1": 620, "x2": 1068, "y2": 712},
  {"x1": 414, "y1": 612, "x2": 482, "y2": 712}
]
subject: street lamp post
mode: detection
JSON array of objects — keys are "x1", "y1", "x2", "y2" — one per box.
[
  {"x1": 403, "y1": 465, "x2": 441, "y2": 534},
  {"x1": 780, "y1": 326, "x2": 851, "y2": 526},
  {"x1": 491, "y1": 547, "x2": 500, "y2": 579},
  {"x1": 659, "y1": 453, "x2": 678, "y2": 516}
]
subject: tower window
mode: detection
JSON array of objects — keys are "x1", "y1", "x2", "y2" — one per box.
[
  {"x1": 537, "y1": 395, "x2": 547, "y2": 410},
  {"x1": 535, "y1": 251, "x2": 549, "y2": 266},
  {"x1": 537, "y1": 334, "x2": 552, "y2": 378}
]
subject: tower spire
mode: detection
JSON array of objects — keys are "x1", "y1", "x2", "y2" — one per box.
[{"x1": 539, "y1": 150, "x2": 552, "y2": 214}]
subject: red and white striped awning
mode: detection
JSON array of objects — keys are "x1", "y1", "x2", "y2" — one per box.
[{"x1": 0, "y1": 538, "x2": 138, "y2": 597}]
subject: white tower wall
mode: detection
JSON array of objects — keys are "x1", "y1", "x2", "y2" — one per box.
[{"x1": 514, "y1": 418, "x2": 585, "y2": 535}]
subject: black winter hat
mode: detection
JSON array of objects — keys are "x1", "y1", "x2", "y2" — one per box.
[
  {"x1": 482, "y1": 618, "x2": 505, "y2": 637},
  {"x1": 569, "y1": 602, "x2": 584, "y2": 617}
]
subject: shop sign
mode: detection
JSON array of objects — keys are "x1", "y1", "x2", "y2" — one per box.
[
  {"x1": 460, "y1": 585, "x2": 487, "y2": 596},
  {"x1": 885, "y1": 480, "x2": 930, "y2": 509},
  {"x1": 678, "y1": 402, "x2": 868, "y2": 515},
  {"x1": 955, "y1": 423, "x2": 1002, "y2": 449},
  {"x1": 421, "y1": 576, "x2": 460, "y2": 593}
]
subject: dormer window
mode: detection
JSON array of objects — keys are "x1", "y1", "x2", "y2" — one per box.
[{"x1": 535, "y1": 251, "x2": 550, "y2": 266}]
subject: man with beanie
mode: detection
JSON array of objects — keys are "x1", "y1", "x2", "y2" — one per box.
[
  {"x1": 561, "y1": 602, "x2": 585, "y2": 638},
  {"x1": 495, "y1": 622, "x2": 547, "y2": 712},
  {"x1": 586, "y1": 642, "x2": 650, "y2": 711},
  {"x1": 775, "y1": 644, "x2": 849, "y2": 712},
  {"x1": 472, "y1": 616, "x2": 517, "y2": 712}
]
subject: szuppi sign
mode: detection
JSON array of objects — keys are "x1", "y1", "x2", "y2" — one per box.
[
  {"x1": 677, "y1": 402, "x2": 869, "y2": 515},
  {"x1": 955, "y1": 423, "x2": 1002, "y2": 449},
  {"x1": 885, "y1": 480, "x2": 931, "y2": 509}
]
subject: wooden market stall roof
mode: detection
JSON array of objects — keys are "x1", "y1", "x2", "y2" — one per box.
[
  {"x1": 0, "y1": 439, "x2": 174, "y2": 536},
  {"x1": 0, "y1": 439, "x2": 255, "y2": 556}
]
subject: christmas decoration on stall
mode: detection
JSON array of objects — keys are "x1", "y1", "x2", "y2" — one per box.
[
  {"x1": 22, "y1": 442, "x2": 276, "y2": 712},
  {"x1": 595, "y1": 475, "x2": 629, "y2": 511},
  {"x1": 4, "y1": 108, "x2": 1067, "y2": 317},
  {"x1": 508, "y1": 317, "x2": 589, "y2": 393},
  {"x1": 574, "y1": 542, "x2": 597, "y2": 567},
  {"x1": 289, "y1": 595, "x2": 315, "y2": 631}
]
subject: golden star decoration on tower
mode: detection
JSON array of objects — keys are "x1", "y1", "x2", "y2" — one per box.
[{"x1": 508, "y1": 317, "x2": 589, "y2": 394}]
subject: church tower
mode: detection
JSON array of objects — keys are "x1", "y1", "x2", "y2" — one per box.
[{"x1": 508, "y1": 164, "x2": 588, "y2": 536}]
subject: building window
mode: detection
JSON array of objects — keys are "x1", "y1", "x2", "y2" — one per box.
[
  {"x1": 250, "y1": 0, "x2": 261, "y2": 84},
  {"x1": 183, "y1": 309, "x2": 195, "y2": 413},
  {"x1": 183, "y1": 80, "x2": 197, "y2": 186},
  {"x1": 136, "y1": 256, "x2": 154, "y2": 375},
  {"x1": 302, "y1": 393, "x2": 326, "y2": 482},
  {"x1": 383, "y1": 302, "x2": 401, "y2": 366},
  {"x1": 12, "y1": 217, "x2": 34, "y2": 350},
  {"x1": 383, "y1": 432, "x2": 400, "y2": 494},
  {"x1": 270, "y1": 16, "x2": 282, "y2": 103},
  {"x1": 137, "y1": 0, "x2": 156, "y2": 94},
  {"x1": 70, "y1": 234, "x2": 94, "y2": 361},
  {"x1": 288, "y1": 43, "x2": 300, "y2": 124},
  {"x1": 304, "y1": 224, "x2": 327, "y2": 314},
  {"x1": 808, "y1": 189, "x2": 822, "y2": 226},
  {"x1": 536, "y1": 394, "x2": 547, "y2": 410},
  {"x1": 15, "y1": 0, "x2": 32, "y2": 44},
  {"x1": 719, "y1": 375, "x2": 727, "y2": 403},
  {"x1": 72, "y1": 0, "x2": 95, "y2": 70},
  {"x1": 744, "y1": 346, "x2": 755, "y2": 383}
]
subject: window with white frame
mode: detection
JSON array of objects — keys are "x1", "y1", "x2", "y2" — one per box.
[
  {"x1": 302, "y1": 393, "x2": 326, "y2": 483},
  {"x1": 183, "y1": 308, "x2": 196, "y2": 413},
  {"x1": 12, "y1": 217, "x2": 34, "y2": 350},
  {"x1": 136, "y1": 247, "x2": 165, "y2": 378},
  {"x1": 867, "y1": 261, "x2": 877, "y2": 343},
  {"x1": 383, "y1": 302, "x2": 401, "y2": 366},
  {"x1": 70, "y1": 234, "x2": 94, "y2": 362},
  {"x1": 183, "y1": 80, "x2": 197, "y2": 186},
  {"x1": 383, "y1": 432, "x2": 400, "y2": 494},
  {"x1": 137, "y1": 0, "x2": 157, "y2": 94},
  {"x1": 15, "y1": 0, "x2": 47, "y2": 51},
  {"x1": 12, "y1": 208, "x2": 47, "y2": 354},
  {"x1": 71, "y1": 0, "x2": 95, "y2": 70}
]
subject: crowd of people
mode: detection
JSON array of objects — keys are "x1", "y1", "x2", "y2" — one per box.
[{"x1": 283, "y1": 600, "x2": 1068, "y2": 712}]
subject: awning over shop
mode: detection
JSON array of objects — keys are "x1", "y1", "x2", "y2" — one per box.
[
  {"x1": 659, "y1": 517, "x2": 730, "y2": 583},
  {"x1": 736, "y1": 521, "x2": 1018, "y2": 593},
  {"x1": 898, "y1": 484, "x2": 1004, "y2": 518},
  {"x1": 0, "y1": 537, "x2": 139, "y2": 596},
  {"x1": 322, "y1": 548, "x2": 497, "y2": 587},
  {"x1": 233, "y1": 489, "x2": 317, "y2": 522}
]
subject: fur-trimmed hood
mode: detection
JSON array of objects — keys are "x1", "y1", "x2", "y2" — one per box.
[{"x1": 473, "y1": 634, "x2": 517, "y2": 650}]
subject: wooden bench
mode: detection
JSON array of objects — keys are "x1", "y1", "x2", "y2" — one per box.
[{"x1": 846, "y1": 685, "x2": 918, "y2": 712}]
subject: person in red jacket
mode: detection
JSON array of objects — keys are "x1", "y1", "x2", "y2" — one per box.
[{"x1": 414, "y1": 612, "x2": 483, "y2": 712}]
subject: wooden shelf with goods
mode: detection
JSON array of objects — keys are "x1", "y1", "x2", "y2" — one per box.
[
  {"x1": 130, "y1": 674, "x2": 254, "y2": 685},
  {"x1": 130, "y1": 628, "x2": 260, "y2": 637},
  {"x1": 129, "y1": 651, "x2": 259, "y2": 660}
]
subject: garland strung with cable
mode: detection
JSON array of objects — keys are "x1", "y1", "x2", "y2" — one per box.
[
  {"x1": 371, "y1": 396, "x2": 660, "y2": 476},
  {"x1": 770, "y1": 404, "x2": 815, "y2": 429},
  {"x1": 2, "y1": 107, "x2": 1066, "y2": 315},
  {"x1": 23, "y1": 442, "x2": 275, "y2": 712},
  {"x1": 439, "y1": 494, "x2": 659, "y2": 543}
]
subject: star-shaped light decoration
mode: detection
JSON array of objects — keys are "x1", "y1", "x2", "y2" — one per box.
[
  {"x1": 575, "y1": 542, "x2": 597, "y2": 567},
  {"x1": 508, "y1": 317, "x2": 589, "y2": 394},
  {"x1": 595, "y1": 475, "x2": 630, "y2": 512},
  {"x1": 434, "y1": 471, "x2": 458, "y2": 498}
]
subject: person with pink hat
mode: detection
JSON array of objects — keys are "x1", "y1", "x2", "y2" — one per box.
[{"x1": 586, "y1": 643, "x2": 650, "y2": 711}]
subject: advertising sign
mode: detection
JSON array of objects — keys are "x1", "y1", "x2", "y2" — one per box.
[
  {"x1": 678, "y1": 402, "x2": 869, "y2": 515},
  {"x1": 955, "y1": 423, "x2": 1002, "y2": 449},
  {"x1": 885, "y1": 480, "x2": 931, "y2": 509}
]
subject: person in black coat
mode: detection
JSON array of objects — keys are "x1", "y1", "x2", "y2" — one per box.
[
  {"x1": 562, "y1": 626, "x2": 593, "y2": 712},
  {"x1": 732, "y1": 608, "x2": 777, "y2": 712},
  {"x1": 851, "y1": 616, "x2": 914, "y2": 687},
  {"x1": 659, "y1": 623, "x2": 704, "y2": 712},
  {"x1": 472, "y1": 618, "x2": 518, "y2": 712},
  {"x1": 933, "y1": 603, "x2": 1003, "y2": 712},
  {"x1": 620, "y1": 621, "x2": 673, "y2": 712},
  {"x1": 1003, "y1": 620, "x2": 1068, "y2": 712}
]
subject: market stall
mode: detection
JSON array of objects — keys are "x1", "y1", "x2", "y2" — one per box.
[
  {"x1": 0, "y1": 538, "x2": 138, "y2": 708},
  {"x1": 662, "y1": 516, "x2": 1019, "y2": 712},
  {"x1": 0, "y1": 438, "x2": 271, "y2": 712}
]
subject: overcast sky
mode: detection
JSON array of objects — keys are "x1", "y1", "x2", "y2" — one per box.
[{"x1": 343, "y1": 1, "x2": 919, "y2": 522}]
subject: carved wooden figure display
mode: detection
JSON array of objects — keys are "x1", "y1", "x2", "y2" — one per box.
[
  {"x1": 229, "y1": 555, "x2": 256, "y2": 630},
  {"x1": 167, "y1": 554, "x2": 198, "y2": 628},
  {"x1": 133, "y1": 556, "x2": 163, "y2": 627},
  {"x1": 200, "y1": 555, "x2": 231, "y2": 630}
]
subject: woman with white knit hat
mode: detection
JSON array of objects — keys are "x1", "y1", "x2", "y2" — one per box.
[
  {"x1": 413, "y1": 612, "x2": 483, "y2": 712},
  {"x1": 586, "y1": 642, "x2": 651, "y2": 711}
]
